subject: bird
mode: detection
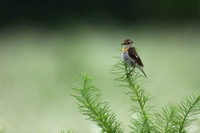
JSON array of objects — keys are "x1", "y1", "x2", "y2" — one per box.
[{"x1": 121, "y1": 39, "x2": 147, "y2": 78}]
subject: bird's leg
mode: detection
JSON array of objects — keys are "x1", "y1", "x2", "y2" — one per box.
[
  {"x1": 126, "y1": 62, "x2": 136, "y2": 78},
  {"x1": 126, "y1": 67, "x2": 135, "y2": 78}
]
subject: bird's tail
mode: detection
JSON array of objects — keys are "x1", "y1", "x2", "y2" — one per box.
[{"x1": 140, "y1": 68, "x2": 147, "y2": 78}]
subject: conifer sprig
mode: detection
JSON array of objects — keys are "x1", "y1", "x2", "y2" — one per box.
[
  {"x1": 112, "y1": 57, "x2": 153, "y2": 133},
  {"x1": 177, "y1": 95, "x2": 200, "y2": 133},
  {"x1": 71, "y1": 73, "x2": 123, "y2": 133},
  {"x1": 155, "y1": 105, "x2": 178, "y2": 133},
  {"x1": 154, "y1": 95, "x2": 200, "y2": 133}
]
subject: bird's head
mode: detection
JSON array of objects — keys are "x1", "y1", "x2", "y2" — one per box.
[{"x1": 121, "y1": 39, "x2": 134, "y2": 48}]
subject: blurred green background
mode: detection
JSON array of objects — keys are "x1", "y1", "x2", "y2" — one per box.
[{"x1": 1, "y1": 0, "x2": 200, "y2": 133}]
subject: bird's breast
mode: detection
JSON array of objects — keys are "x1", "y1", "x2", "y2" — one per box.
[
  {"x1": 121, "y1": 52, "x2": 129, "y2": 61},
  {"x1": 121, "y1": 52, "x2": 136, "y2": 67}
]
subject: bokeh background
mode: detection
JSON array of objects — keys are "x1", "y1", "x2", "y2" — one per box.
[{"x1": 1, "y1": 0, "x2": 200, "y2": 133}]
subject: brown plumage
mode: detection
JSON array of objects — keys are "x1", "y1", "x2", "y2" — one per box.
[
  {"x1": 128, "y1": 47, "x2": 144, "y2": 67},
  {"x1": 124, "y1": 39, "x2": 133, "y2": 44}
]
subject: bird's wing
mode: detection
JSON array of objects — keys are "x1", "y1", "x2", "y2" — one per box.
[{"x1": 128, "y1": 47, "x2": 144, "y2": 67}]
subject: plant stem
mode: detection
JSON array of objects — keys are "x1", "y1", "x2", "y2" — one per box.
[
  {"x1": 124, "y1": 64, "x2": 150, "y2": 133},
  {"x1": 178, "y1": 96, "x2": 200, "y2": 133}
]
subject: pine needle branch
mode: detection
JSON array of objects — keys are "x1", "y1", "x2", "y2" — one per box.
[
  {"x1": 177, "y1": 95, "x2": 200, "y2": 133},
  {"x1": 154, "y1": 105, "x2": 178, "y2": 133},
  {"x1": 112, "y1": 55, "x2": 153, "y2": 133},
  {"x1": 154, "y1": 95, "x2": 200, "y2": 133},
  {"x1": 71, "y1": 73, "x2": 123, "y2": 133}
]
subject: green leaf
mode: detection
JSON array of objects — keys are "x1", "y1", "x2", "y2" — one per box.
[{"x1": 71, "y1": 73, "x2": 123, "y2": 133}]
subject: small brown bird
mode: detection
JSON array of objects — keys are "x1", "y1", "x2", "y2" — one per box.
[{"x1": 121, "y1": 39, "x2": 147, "y2": 78}]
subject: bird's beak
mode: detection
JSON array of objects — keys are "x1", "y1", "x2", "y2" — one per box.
[{"x1": 121, "y1": 43, "x2": 124, "y2": 45}]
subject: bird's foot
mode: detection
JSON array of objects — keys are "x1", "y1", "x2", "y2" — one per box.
[
  {"x1": 126, "y1": 72, "x2": 131, "y2": 79},
  {"x1": 121, "y1": 73, "x2": 130, "y2": 79}
]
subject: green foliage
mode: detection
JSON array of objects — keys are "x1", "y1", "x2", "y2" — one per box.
[
  {"x1": 155, "y1": 95, "x2": 200, "y2": 133},
  {"x1": 112, "y1": 57, "x2": 154, "y2": 133},
  {"x1": 155, "y1": 105, "x2": 178, "y2": 133},
  {"x1": 70, "y1": 50, "x2": 200, "y2": 133},
  {"x1": 177, "y1": 95, "x2": 200, "y2": 133},
  {"x1": 71, "y1": 73, "x2": 123, "y2": 133}
]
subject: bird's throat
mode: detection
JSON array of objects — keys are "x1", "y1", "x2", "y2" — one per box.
[{"x1": 122, "y1": 47, "x2": 129, "y2": 53}]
